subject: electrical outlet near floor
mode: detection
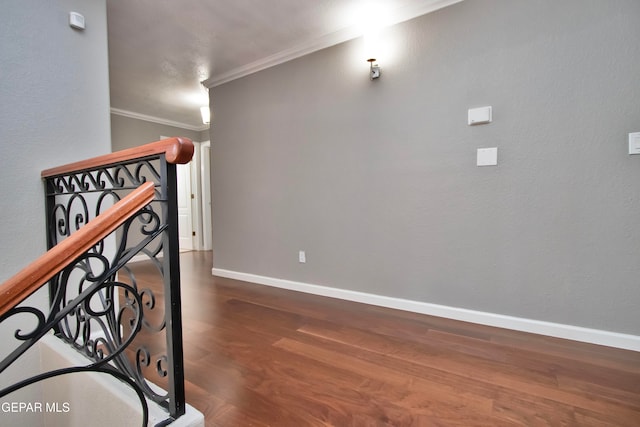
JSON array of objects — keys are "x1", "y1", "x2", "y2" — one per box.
[{"x1": 298, "y1": 250, "x2": 306, "y2": 263}]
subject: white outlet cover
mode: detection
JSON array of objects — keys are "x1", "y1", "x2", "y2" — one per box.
[{"x1": 477, "y1": 147, "x2": 498, "y2": 166}]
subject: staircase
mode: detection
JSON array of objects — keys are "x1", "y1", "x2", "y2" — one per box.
[{"x1": 0, "y1": 138, "x2": 203, "y2": 427}]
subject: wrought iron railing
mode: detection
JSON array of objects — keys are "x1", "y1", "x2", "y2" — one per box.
[{"x1": 0, "y1": 137, "x2": 193, "y2": 426}]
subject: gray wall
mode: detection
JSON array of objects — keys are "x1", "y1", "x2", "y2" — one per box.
[
  {"x1": 111, "y1": 113, "x2": 208, "y2": 151},
  {"x1": 0, "y1": 0, "x2": 110, "y2": 414},
  {"x1": 0, "y1": 0, "x2": 111, "y2": 279},
  {"x1": 210, "y1": 0, "x2": 640, "y2": 335}
]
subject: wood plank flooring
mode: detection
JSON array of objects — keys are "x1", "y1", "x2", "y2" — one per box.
[{"x1": 130, "y1": 251, "x2": 640, "y2": 426}]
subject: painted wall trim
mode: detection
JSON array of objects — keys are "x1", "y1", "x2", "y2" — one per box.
[
  {"x1": 110, "y1": 108, "x2": 209, "y2": 132},
  {"x1": 212, "y1": 268, "x2": 640, "y2": 352},
  {"x1": 129, "y1": 251, "x2": 163, "y2": 264},
  {"x1": 202, "y1": 0, "x2": 464, "y2": 88}
]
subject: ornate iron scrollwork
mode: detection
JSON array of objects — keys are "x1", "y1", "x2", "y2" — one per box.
[{"x1": 1, "y1": 154, "x2": 185, "y2": 425}]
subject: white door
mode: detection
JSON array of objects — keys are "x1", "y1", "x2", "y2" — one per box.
[
  {"x1": 176, "y1": 162, "x2": 194, "y2": 250},
  {"x1": 201, "y1": 141, "x2": 212, "y2": 250}
]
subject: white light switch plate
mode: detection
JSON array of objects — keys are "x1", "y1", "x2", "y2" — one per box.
[
  {"x1": 477, "y1": 147, "x2": 498, "y2": 166},
  {"x1": 629, "y1": 132, "x2": 640, "y2": 155}
]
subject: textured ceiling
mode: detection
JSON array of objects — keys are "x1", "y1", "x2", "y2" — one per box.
[{"x1": 107, "y1": 0, "x2": 459, "y2": 129}]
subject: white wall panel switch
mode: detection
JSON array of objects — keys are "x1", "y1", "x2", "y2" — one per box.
[
  {"x1": 468, "y1": 106, "x2": 492, "y2": 125},
  {"x1": 477, "y1": 147, "x2": 498, "y2": 166},
  {"x1": 298, "y1": 250, "x2": 306, "y2": 263},
  {"x1": 629, "y1": 132, "x2": 640, "y2": 155}
]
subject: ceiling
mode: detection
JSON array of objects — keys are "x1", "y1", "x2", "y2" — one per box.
[{"x1": 106, "y1": 0, "x2": 460, "y2": 130}]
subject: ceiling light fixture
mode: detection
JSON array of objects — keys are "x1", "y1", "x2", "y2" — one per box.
[{"x1": 200, "y1": 106, "x2": 210, "y2": 125}]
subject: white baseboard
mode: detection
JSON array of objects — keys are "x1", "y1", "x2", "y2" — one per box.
[
  {"x1": 128, "y1": 251, "x2": 163, "y2": 264},
  {"x1": 211, "y1": 268, "x2": 640, "y2": 352}
]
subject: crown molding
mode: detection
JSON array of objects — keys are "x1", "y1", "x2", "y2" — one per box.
[
  {"x1": 202, "y1": 26, "x2": 359, "y2": 88},
  {"x1": 110, "y1": 108, "x2": 209, "y2": 132},
  {"x1": 203, "y1": 0, "x2": 463, "y2": 88}
]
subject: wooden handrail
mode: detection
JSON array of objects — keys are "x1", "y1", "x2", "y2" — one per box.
[
  {"x1": 41, "y1": 137, "x2": 194, "y2": 178},
  {"x1": 0, "y1": 181, "x2": 156, "y2": 318}
]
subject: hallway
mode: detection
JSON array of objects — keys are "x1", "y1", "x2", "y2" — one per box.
[{"x1": 134, "y1": 251, "x2": 640, "y2": 426}]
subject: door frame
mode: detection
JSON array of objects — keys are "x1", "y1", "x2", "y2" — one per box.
[
  {"x1": 200, "y1": 141, "x2": 212, "y2": 251},
  {"x1": 177, "y1": 160, "x2": 195, "y2": 250}
]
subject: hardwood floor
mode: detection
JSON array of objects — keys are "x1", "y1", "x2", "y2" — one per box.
[{"x1": 131, "y1": 251, "x2": 640, "y2": 426}]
